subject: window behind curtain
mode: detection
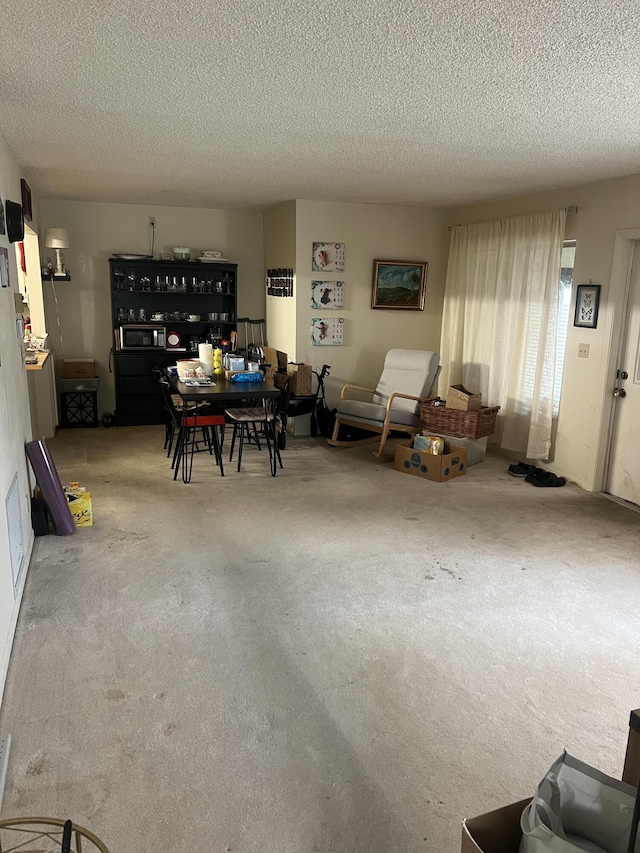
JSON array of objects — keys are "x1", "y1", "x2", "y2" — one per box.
[
  {"x1": 554, "y1": 241, "x2": 576, "y2": 415},
  {"x1": 439, "y1": 208, "x2": 568, "y2": 459},
  {"x1": 519, "y1": 240, "x2": 574, "y2": 416}
]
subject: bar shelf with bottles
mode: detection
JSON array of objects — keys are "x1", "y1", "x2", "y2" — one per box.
[
  {"x1": 109, "y1": 257, "x2": 238, "y2": 425},
  {"x1": 266, "y1": 268, "x2": 293, "y2": 297}
]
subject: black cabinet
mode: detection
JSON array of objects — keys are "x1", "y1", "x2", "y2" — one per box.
[
  {"x1": 109, "y1": 258, "x2": 238, "y2": 425},
  {"x1": 114, "y1": 352, "x2": 177, "y2": 425}
]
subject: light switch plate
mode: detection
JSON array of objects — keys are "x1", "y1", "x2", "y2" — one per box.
[
  {"x1": 13, "y1": 293, "x2": 24, "y2": 312},
  {"x1": 578, "y1": 343, "x2": 590, "y2": 358}
]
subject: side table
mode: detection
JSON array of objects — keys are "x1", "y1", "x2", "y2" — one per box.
[{"x1": 60, "y1": 390, "x2": 98, "y2": 428}]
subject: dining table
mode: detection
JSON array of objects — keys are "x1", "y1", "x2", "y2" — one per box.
[{"x1": 167, "y1": 372, "x2": 282, "y2": 480}]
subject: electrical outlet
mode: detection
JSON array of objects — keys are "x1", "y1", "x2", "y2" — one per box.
[
  {"x1": 578, "y1": 343, "x2": 590, "y2": 359},
  {"x1": 149, "y1": 216, "x2": 156, "y2": 227}
]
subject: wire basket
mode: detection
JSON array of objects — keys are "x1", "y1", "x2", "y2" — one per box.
[
  {"x1": 0, "y1": 817, "x2": 110, "y2": 853},
  {"x1": 419, "y1": 399, "x2": 500, "y2": 439}
]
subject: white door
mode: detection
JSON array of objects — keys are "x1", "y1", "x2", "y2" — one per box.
[{"x1": 607, "y1": 241, "x2": 640, "y2": 505}]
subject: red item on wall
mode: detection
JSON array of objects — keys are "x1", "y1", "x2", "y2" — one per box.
[{"x1": 18, "y1": 241, "x2": 26, "y2": 274}]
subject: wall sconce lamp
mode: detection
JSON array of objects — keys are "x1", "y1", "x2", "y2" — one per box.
[{"x1": 44, "y1": 228, "x2": 70, "y2": 277}]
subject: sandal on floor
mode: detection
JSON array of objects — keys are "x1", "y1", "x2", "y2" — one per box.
[
  {"x1": 508, "y1": 462, "x2": 538, "y2": 478},
  {"x1": 530, "y1": 471, "x2": 566, "y2": 487}
]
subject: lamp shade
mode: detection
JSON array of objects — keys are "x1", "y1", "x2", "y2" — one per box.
[{"x1": 44, "y1": 228, "x2": 70, "y2": 249}]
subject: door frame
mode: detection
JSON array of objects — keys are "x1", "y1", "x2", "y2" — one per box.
[{"x1": 597, "y1": 228, "x2": 640, "y2": 493}]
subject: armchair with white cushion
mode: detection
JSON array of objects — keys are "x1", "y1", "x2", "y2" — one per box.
[{"x1": 327, "y1": 349, "x2": 441, "y2": 458}]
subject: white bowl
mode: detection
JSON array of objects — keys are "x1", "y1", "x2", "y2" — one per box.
[
  {"x1": 177, "y1": 358, "x2": 200, "y2": 377},
  {"x1": 201, "y1": 250, "x2": 222, "y2": 258}
]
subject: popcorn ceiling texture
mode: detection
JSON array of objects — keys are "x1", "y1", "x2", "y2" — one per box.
[{"x1": 2, "y1": 0, "x2": 640, "y2": 208}]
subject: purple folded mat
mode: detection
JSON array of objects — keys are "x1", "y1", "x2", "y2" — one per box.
[{"x1": 25, "y1": 438, "x2": 75, "y2": 536}]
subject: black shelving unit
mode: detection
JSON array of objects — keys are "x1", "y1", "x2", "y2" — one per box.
[{"x1": 109, "y1": 257, "x2": 238, "y2": 425}]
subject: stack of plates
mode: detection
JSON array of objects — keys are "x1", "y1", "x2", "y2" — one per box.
[
  {"x1": 113, "y1": 253, "x2": 152, "y2": 260},
  {"x1": 197, "y1": 256, "x2": 229, "y2": 263}
]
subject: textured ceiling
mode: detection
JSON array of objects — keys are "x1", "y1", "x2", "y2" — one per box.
[{"x1": 2, "y1": 0, "x2": 640, "y2": 209}]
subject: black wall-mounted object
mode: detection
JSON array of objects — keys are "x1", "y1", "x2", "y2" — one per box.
[{"x1": 5, "y1": 199, "x2": 24, "y2": 243}]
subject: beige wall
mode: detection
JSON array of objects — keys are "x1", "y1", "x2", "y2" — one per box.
[
  {"x1": 264, "y1": 201, "x2": 297, "y2": 359},
  {"x1": 448, "y1": 173, "x2": 640, "y2": 491},
  {"x1": 36, "y1": 176, "x2": 640, "y2": 491},
  {"x1": 39, "y1": 200, "x2": 265, "y2": 416},
  {"x1": 294, "y1": 200, "x2": 449, "y2": 405},
  {"x1": 16, "y1": 229, "x2": 46, "y2": 337},
  {"x1": 0, "y1": 136, "x2": 36, "y2": 704}
]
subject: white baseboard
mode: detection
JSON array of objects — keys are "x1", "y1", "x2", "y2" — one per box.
[
  {"x1": 0, "y1": 733, "x2": 11, "y2": 811},
  {"x1": 0, "y1": 533, "x2": 34, "y2": 710}
]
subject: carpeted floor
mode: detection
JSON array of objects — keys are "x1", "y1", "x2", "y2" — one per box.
[{"x1": 0, "y1": 426, "x2": 638, "y2": 853}]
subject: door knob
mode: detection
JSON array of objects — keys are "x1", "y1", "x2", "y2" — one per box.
[
  {"x1": 617, "y1": 369, "x2": 629, "y2": 380},
  {"x1": 613, "y1": 388, "x2": 627, "y2": 397}
]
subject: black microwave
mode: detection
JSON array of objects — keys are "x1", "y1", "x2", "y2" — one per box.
[{"x1": 120, "y1": 325, "x2": 166, "y2": 350}]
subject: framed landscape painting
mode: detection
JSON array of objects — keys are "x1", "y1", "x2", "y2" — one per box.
[{"x1": 372, "y1": 260, "x2": 427, "y2": 310}]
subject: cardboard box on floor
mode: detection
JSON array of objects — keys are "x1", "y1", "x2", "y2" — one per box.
[
  {"x1": 394, "y1": 441, "x2": 467, "y2": 482},
  {"x1": 461, "y1": 708, "x2": 640, "y2": 853},
  {"x1": 623, "y1": 708, "x2": 640, "y2": 788},
  {"x1": 438, "y1": 434, "x2": 488, "y2": 466},
  {"x1": 462, "y1": 799, "x2": 529, "y2": 853},
  {"x1": 446, "y1": 384, "x2": 482, "y2": 412},
  {"x1": 63, "y1": 358, "x2": 95, "y2": 379}
]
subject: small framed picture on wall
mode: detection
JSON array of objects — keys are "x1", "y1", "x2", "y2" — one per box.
[
  {"x1": 20, "y1": 179, "x2": 32, "y2": 222},
  {"x1": 311, "y1": 280, "x2": 344, "y2": 309},
  {"x1": 311, "y1": 317, "x2": 344, "y2": 345},
  {"x1": 312, "y1": 242, "x2": 345, "y2": 272},
  {"x1": 574, "y1": 283, "x2": 601, "y2": 329}
]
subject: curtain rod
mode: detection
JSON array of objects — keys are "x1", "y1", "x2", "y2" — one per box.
[{"x1": 448, "y1": 206, "x2": 578, "y2": 231}]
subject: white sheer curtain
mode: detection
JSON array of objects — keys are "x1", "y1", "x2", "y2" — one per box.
[{"x1": 439, "y1": 209, "x2": 567, "y2": 460}]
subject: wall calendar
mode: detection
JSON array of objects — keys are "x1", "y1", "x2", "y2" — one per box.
[{"x1": 311, "y1": 317, "x2": 344, "y2": 346}]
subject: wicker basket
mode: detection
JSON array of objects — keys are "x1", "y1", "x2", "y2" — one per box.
[{"x1": 419, "y1": 399, "x2": 500, "y2": 439}]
